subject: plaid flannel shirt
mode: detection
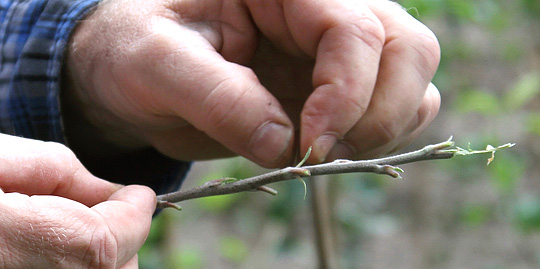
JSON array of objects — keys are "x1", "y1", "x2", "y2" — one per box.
[{"x1": 0, "y1": 0, "x2": 190, "y2": 194}]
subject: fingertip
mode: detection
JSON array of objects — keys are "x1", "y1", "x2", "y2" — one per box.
[
  {"x1": 108, "y1": 185, "x2": 157, "y2": 213},
  {"x1": 417, "y1": 83, "x2": 441, "y2": 127},
  {"x1": 428, "y1": 83, "x2": 441, "y2": 113},
  {"x1": 310, "y1": 133, "x2": 338, "y2": 163},
  {"x1": 248, "y1": 121, "x2": 294, "y2": 167}
]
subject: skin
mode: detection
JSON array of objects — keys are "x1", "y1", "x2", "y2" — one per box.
[
  {"x1": 63, "y1": 0, "x2": 441, "y2": 167},
  {"x1": 0, "y1": 134, "x2": 155, "y2": 268},
  {"x1": 1, "y1": 0, "x2": 441, "y2": 267}
]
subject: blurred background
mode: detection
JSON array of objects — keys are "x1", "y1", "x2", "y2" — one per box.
[{"x1": 139, "y1": 0, "x2": 540, "y2": 268}]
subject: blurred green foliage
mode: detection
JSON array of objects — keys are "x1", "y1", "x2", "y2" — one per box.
[
  {"x1": 454, "y1": 89, "x2": 501, "y2": 115},
  {"x1": 219, "y1": 236, "x2": 249, "y2": 263},
  {"x1": 140, "y1": 0, "x2": 540, "y2": 268},
  {"x1": 168, "y1": 248, "x2": 204, "y2": 269},
  {"x1": 514, "y1": 196, "x2": 540, "y2": 232},
  {"x1": 460, "y1": 203, "x2": 492, "y2": 227}
]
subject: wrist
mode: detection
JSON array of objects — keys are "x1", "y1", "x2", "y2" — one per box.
[
  {"x1": 61, "y1": 67, "x2": 147, "y2": 160},
  {"x1": 60, "y1": 3, "x2": 149, "y2": 161}
]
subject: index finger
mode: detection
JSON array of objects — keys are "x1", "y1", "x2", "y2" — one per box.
[{"x1": 252, "y1": 0, "x2": 386, "y2": 163}]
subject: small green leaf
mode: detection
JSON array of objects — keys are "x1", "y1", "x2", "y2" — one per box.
[
  {"x1": 442, "y1": 142, "x2": 515, "y2": 165},
  {"x1": 294, "y1": 147, "x2": 312, "y2": 199},
  {"x1": 296, "y1": 146, "x2": 312, "y2": 168},
  {"x1": 296, "y1": 176, "x2": 307, "y2": 200}
]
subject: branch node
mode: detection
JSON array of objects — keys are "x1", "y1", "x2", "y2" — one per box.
[
  {"x1": 290, "y1": 167, "x2": 311, "y2": 176},
  {"x1": 332, "y1": 159, "x2": 353, "y2": 164},
  {"x1": 384, "y1": 165, "x2": 404, "y2": 179},
  {"x1": 201, "y1": 177, "x2": 231, "y2": 188}
]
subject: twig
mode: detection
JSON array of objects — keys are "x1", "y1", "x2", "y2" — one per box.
[{"x1": 156, "y1": 138, "x2": 514, "y2": 209}]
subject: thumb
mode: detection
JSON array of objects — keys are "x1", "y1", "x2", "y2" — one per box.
[
  {"x1": 131, "y1": 35, "x2": 295, "y2": 167},
  {"x1": 182, "y1": 60, "x2": 295, "y2": 167},
  {"x1": 91, "y1": 185, "x2": 156, "y2": 268}
]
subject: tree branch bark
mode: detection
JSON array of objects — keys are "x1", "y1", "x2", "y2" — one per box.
[{"x1": 156, "y1": 139, "x2": 460, "y2": 209}]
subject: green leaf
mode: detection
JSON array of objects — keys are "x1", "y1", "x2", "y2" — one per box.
[
  {"x1": 442, "y1": 142, "x2": 515, "y2": 165},
  {"x1": 297, "y1": 176, "x2": 307, "y2": 200},
  {"x1": 296, "y1": 146, "x2": 312, "y2": 167},
  {"x1": 504, "y1": 70, "x2": 540, "y2": 110},
  {"x1": 454, "y1": 89, "x2": 501, "y2": 115}
]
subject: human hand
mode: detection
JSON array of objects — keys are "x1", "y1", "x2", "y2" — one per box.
[
  {"x1": 0, "y1": 134, "x2": 155, "y2": 268},
  {"x1": 64, "y1": 0, "x2": 440, "y2": 167}
]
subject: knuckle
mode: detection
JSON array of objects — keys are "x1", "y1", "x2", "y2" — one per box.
[
  {"x1": 373, "y1": 119, "x2": 400, "y2": 146},
  {"x1": 202, "y1": 77, "x2": 247, "y2": 130},
  {"x1": 408, "y1": 30, "x2": 441, "y2": 76},
  {"x1": 25, "y1": 141, "x2": 79, "y2": 183},
  {"x1": 81, "y1": 227, "x2": 118, "y2": 268},
  {"x1": 413, "y1": 30, "x2": 441, "y2": 70},
  {"x1": 201, "y1": 69, "x2": 259, "y2": 131},
  {"x1": 348, "y1": 16, "x2": 385, "y2": 52},
  {"x1": 384, "y1": 29, "x2": 440, "y2": 81}
]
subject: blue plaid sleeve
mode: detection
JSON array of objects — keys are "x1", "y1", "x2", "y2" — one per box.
[
  {"x1": 0, "y1": 0, "x2": 190, "y2": 194},
  {"x1": 0, "y1": 0, "x2": 100, "y2": 142}
]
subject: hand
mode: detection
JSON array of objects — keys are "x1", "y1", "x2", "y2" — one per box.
[
  {"x1": 63, "y1": 0, "x2": 440, "y2": 167},
  {"x1": 0, "y1": 134, "x2": 155, "y2": 268}
]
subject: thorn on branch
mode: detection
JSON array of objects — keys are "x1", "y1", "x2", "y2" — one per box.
[
  {"x1": 384, "y1": 165, "x2": 404, "y2": 179},
  {"x1": 372, "y1": 165, "x2": 403, "y2": 178},
  {"x1": 157, "y1": 201, "x2": 182, "y2": 211},
  {"x1": 256, "y1": 186, "x2": 278, "y2": 196}
]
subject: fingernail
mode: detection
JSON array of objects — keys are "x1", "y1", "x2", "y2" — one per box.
[
  {"x1": 249, "y1": 122, "x2": 292, "y2": 165},
  {"x1": 313, "y1": 133, "x2": 338, "y2": 163},
  {"x1": 326, "y1": 140, "x2": 356, "y2": 162}
]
